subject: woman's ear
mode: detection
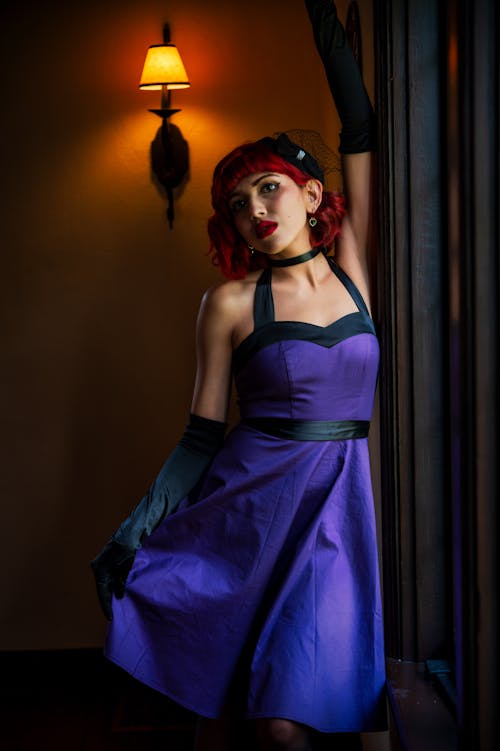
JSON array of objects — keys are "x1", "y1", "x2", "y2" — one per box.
[{"x1": 305, "y1": 179, "x2": 323, "y2": 212}]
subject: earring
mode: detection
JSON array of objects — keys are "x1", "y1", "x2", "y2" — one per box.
[
  {"x1": 248, "y1": 241, "x2": 255, "y2": 255},
  {"x1": 308, "y1": 215, "x2": 318, "y2": 228}
]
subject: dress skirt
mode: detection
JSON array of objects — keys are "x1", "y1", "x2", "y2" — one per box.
[{"x1": 105, "y1": 423, "x2": 386, "y2": 732}]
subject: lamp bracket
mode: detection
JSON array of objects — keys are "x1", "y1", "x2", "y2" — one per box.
[
  {"x1": 148, "y1": 108, "x2": 181, "y2": 118},
  {"x1": 150, "y1": 121, "x2": 189, "y2": 229}
]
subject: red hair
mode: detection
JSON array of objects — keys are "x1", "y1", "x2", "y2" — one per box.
[{"x1": 207, "y1": 139, "x2": 346, "y2": 280}]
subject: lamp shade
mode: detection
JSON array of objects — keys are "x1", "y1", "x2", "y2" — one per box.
[{"x1": 139, "y1": 43, "x2": 190, "y2": 90}]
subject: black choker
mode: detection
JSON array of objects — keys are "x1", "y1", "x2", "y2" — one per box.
[{"x1": 269, "y1": 247, "x2": 323, "y2": 267}]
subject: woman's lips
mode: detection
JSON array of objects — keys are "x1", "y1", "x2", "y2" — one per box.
[{"x1": 255, "y1": 221, "x2": 278, "y2": 239}]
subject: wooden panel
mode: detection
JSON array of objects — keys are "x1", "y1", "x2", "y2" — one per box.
[
  {"x1": 406, "y1": 0, "x2": 447, "y2": 661},
  {"x1": 375, "y1": 0, "x2": 447, "y2": 661},
  {"x1": 445, "y1": 0, "x2": 499, "y2": 746},
  {"x1": 374, "y1": 0, "x2": 404, "y2": 658},
  {"x1": 470, "y1": 4, "x2": 499, "y2": 749}
]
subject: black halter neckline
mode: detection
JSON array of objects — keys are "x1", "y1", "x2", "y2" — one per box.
[{"x1": 269, "y1": 247, "x2": 322, "y2": 267}]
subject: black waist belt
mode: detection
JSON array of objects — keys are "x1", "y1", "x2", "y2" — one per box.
[{"x1": 242, "y1": 417, "x2": 369, "y2": 441}]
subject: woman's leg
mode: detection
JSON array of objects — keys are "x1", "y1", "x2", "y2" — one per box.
[
  {"x1": 255, "y1": 718, "x2": 312, "y2": 751},
  {"x1": 194, "y1": 715, "x2": 231, "y2": 751},
  {"x1": 311, "y1": 730, "x2": 363, "y2": 750}
]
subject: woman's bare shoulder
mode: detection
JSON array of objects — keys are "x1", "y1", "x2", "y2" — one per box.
[{"x1": 200, "y1": 271, "x2": 262, "y2": 320}]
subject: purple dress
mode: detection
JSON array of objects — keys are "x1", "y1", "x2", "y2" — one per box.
[{"x1": 104, "y1": 258, "x2": 386, "y2": 733}]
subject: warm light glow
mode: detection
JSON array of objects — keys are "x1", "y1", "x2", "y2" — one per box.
[{"x1": 139, "y1": 44, "x2": 190, "y2": 90}]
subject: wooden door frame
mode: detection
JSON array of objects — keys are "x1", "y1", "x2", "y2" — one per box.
[{"x1": 374, "y1": 0, "x2": 499, "y2": 747}]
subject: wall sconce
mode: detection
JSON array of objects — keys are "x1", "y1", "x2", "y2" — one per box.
[{"x1": 140, "y1": 24, "x2": 190, "y2": 228}]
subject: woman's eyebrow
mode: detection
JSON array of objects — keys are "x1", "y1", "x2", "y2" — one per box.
[
  {"x1": 251, "y1": 173, "x2": 279, "y2": 186},
  {"x1": 229, "y1": 174, "x2": 279, "y2": 199}
]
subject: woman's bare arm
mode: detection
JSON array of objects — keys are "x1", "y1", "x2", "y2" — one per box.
[
  {"x1": 190, "y1": 282, "x2": 239, "y2": 423},
  {"x1": 334, "y1": 151, "x2": 373, "y2": 307}
]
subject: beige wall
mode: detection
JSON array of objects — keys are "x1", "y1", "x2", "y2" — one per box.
[{"x1": 0, "y1": 0, "x2": 374, "y2": 650}]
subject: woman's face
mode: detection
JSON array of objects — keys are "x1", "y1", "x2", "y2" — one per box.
[{"x1": 228, "y1": 172, "x2": 320, "y2": 259}]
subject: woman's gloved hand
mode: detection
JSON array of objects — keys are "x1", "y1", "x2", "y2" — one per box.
[
  {"x1": 304, "y1": 0, "x2": 376, "y2": 153},
  {"x1": 91, "y1": 540, "x2": 136, "y2": 621}
]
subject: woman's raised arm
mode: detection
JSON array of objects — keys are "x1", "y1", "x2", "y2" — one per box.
[{"x1": 304, "y1": 0, "x2": 376, "y2": 287}]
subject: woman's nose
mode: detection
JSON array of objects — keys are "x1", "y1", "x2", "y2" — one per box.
[{"x1": 249, "y1": 197, "x2": 266, "y2": 218}]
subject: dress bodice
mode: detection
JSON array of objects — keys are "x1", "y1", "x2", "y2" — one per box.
[{"x1": 233, "y1": 257, "x2": 379, "y2": 422}]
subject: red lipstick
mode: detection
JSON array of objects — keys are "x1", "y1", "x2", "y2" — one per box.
[{"x1": 255, "y1": 221, "x2": 278, "y2": 240}]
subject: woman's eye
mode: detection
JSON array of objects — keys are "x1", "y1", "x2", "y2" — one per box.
[
  {"x1": 261, "y1": 182, "x2": 279, "y2": 194},
  {"x1": 230, "y1": 199, "x2": 246, "y2": 213},
  {"x1": 229, "y1": 182, "x2": 279, "y2": 212}
]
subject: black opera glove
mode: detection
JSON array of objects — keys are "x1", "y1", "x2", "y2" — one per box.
[
  {"x1": 91, "y1": 540, "x2": 136, "y2": 621},
  {"x1": 304, "y1": 0, "x2": 376, "y2": 153},
  {"x1": 91, "y1": 413, "x2": 226, "y2": 620}
]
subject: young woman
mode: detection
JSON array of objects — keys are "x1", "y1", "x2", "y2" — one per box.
[{"x1": 92, "y1": 2, "x2": 386, "y2": 749}]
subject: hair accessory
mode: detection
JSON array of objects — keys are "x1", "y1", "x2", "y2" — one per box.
[
  {"x1": 308, "y1": 215, "x2": 318, "y2": 227},
  {"x1": 269, "y1": 247, "x2": 323, "y2": 267},
  {"x1": 257, "y1": 130, "x2": 341, "y2": 186},
  {"x1": 257, "y1": 133, "x2": 325, "y2": 184}
]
